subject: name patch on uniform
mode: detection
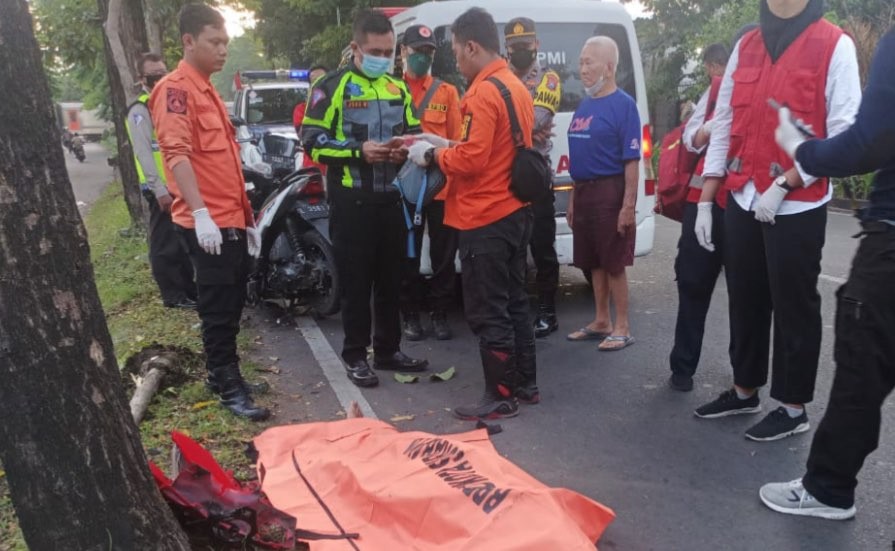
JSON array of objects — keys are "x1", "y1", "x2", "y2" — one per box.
[
  {"x1": 346, "y1": 100, "x2": 369, "y2": 109},
  {"x1": 167, "y1": 88, "x2": 187, "y2": 114},
  {"x1": 461, "y1": 114, "x2": 473, "y2": 141},
  {"x1": 427, "y1": 103, "x2": 448, "y2": 112}
]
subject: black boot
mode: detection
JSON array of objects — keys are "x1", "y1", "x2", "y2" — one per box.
[
  {"x1": 402, "y1": 311, "x2": 425, "y2": 341},
  {"x1": 453, "y1": 348, "x2": 519, "y2": 421},
  {"x1": 205, "y1": 373, "x2": 270, "y2": 396},
  {"x1": 208, "y1": 364, "x2": 271, "y2": 421},
  {"x1": 514, "y1": 341, "x2": 539, "y2": 405},
  {"x1": 533, "y1": 303, "x2": 558, "y2": 339},
  {"x1": 430, "y1": 310, "x2": 453, "y2": 341}
]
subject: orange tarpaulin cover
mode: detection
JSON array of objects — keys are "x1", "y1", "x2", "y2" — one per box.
[{"x1": 254, "y1": 418, "x2": 615, "y2": 550}]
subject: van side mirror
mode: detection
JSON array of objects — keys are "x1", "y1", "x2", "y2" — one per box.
[{"x1": 230, "y1": 115, "x2": 247, "y2": 127}]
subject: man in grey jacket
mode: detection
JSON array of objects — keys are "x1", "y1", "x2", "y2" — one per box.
[{"x1": 126, "y1": 52, "x2": 196, "y2": 309}]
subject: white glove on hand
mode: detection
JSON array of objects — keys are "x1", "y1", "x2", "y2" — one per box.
[
  {"x1": 701, "y1": 119, "x2": 715, "y2": 136},
  {"x1": 193, "y1": 208, "x2": 222, "y2": 255},
  {"x1": 754, "y1": 181, "x2": 789, "y2": 225},
  {"x1": 694, "y1": 202, "x2": 715, "y2": 252},
  {"x1": 246, "y1": 226, "x2": 261, "y2": 259},
  {"x1": 415, "y1": 133, "x2": 451, "y2": 148},
  {"x1": 408, "y1": 141, "x2": 435, "y2": 167},
  {"x1": 775, "y1": 107, "x2": 807, "y2": 158}
]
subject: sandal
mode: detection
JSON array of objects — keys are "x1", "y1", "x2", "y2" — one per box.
[
  {"x1": 598, "y1": 335, "x2": 636, "y2": 351},
  {"x1": 566, "y1": 327, "x2": 611, "y2": 342}
]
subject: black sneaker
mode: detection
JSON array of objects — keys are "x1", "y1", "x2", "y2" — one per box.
[
  {"x1": 453, "y1": 393, "x2": 519, "y2": 421},
  {"x1": 669, "y1": 373, "x2": 694, "y2": 392},
  {"x1": 694, "y1": 389, "x2": 761, "y2": 419},
  {"x1": 402, "y1": 312, "x2": 425, "y2": 341},
  {"x1": 745, "y1": 407, "x2": 810, "y2": 442},
  {"x1": 430, "y1": 311, "x2": 453, "y2": 341}
]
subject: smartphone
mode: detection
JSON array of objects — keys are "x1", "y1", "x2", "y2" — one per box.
[{"x1": 767, "y1": 98, "x2": 817, "y2": 138}]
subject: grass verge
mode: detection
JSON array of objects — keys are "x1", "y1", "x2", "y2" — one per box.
[{"x1": 1, "y1": 185, "x2": 274, "y2": 550}]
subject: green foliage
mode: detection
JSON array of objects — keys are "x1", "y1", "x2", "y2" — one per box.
[{"x1": 211, "y1": 30, "x2": 277, "y2": 101}]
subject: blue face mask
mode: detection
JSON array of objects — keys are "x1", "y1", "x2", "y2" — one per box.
[{"x1": 360, "y1": 52, "x2": 391, "y2": 79}]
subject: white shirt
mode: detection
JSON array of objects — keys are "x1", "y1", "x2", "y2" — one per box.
[
  {"x1": 703, "y1": 34, "x2": 862, "y2": 215},
  {"x1": 683, "y1": 87, "x2": 710, "y2": 155}
]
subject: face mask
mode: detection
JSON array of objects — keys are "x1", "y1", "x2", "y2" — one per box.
[
  {"x1": 509, "y1": 49, "x2": 536, "y2": 70},
  {"x1": 360, "y1": 52, "x2": 391, "y2": 79},
  {"x1": 585, "y1": 75, "x2": 606, "y2": 97},
  {"x1": 407, "y1": 52, "x2": 433, "y2": 76},
  {"x1": 145, "y1": 73, "x2": 165, "y2": 90}
]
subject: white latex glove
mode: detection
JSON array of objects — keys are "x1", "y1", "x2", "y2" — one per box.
[
  {"x1": 701, "y1": 118, "x2": 715, "y2": 136},
  {"x1": 246, "y1": 226, "x2": 261, "y2": 259},
  {"x1": 754, "y1": 181, "x2": 789, "y2": 225},
  {"x1": 192, "y1": 208, "x2": 222, "y2": 255},
  {"x1": 775, "y1": 107, "x2": 807, "y2": 159},
  {"x1": 414, "y1": 132, "x2": 451, "y2": 148},
  {"x1": 694, "y1": 202, "x2": 715, "y2": 252},
  {"x1": 408, "y1": 141, "x2": 435, "y2": 167}
]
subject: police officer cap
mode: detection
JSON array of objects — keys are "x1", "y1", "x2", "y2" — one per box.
[
  {"x1": 505, "y1": 18, "x2": 537, "y2": 45},
  {"x1": 403, "y1": 25, "x2": 437, "y2": 49}
]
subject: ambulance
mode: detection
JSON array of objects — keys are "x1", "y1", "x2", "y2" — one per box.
[{"x1": 390, "y1": 0, "x2": 656, "y2": 270}]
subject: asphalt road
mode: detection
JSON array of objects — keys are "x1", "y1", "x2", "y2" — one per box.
[
  {"x1": 267, "y1": 210, "x2": 893, "y2": 551},
  {"x1": 64, "y1": 142, "x2": 114, "y2": 214}
]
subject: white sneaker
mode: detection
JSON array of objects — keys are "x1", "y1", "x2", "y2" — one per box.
[{"x1": 759, "y1": 479, "x2": 856, "y2": 520}]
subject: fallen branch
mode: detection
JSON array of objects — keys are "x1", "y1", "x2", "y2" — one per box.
[{"x1": 130, "y1": 355, "x2": 172, "y2": 424}]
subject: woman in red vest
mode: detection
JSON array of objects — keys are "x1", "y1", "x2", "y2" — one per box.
[{"x1": 690, "y1": 0, "x2": 861, "y2": 442}]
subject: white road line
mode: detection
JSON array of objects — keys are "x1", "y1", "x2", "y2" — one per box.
[
  {"x1": 295, "y1": 316, "x2": 378, "y2": 419},
  {"x1": 819, "y1": 274, "x2": 847, "y2": 285}
]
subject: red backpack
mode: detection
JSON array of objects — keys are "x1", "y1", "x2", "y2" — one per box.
[{"x1": 656, "y1": 77, "x2": 722, "y2": 222}]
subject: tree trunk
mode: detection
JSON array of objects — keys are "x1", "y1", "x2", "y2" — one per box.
[
  {"x1": 142, "y1": 0, "x2": 164, "y2": 55},
  {"x1": 0, "y1": 3, "x2": 190, "y2": 549},
  {"x1": 98, "y1": 0, "x2": 150, "y2": 231}
]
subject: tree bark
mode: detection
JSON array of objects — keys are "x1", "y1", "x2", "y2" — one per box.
[
  {"x1": 98, "y1": 0, "x2": 150, "y2": 231},
  {"x1": 0, "y1": 2, "x2": 190, "y2": 549},
  {"x1": 142, "y1": 0, "x2": 164, "y2": 56}
]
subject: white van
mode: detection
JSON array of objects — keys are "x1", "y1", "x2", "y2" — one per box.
[{"x1": 391, "y1": 0, "x2": 656, "y2": 271}]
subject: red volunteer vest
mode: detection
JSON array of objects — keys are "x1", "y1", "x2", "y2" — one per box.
[{"x1": 725, "y1": 20, "x2": 842, "y2": 202}]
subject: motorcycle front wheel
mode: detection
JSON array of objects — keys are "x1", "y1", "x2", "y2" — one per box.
[{"x1": 299, "y1": 229, "x2": 340, "y2": 317}]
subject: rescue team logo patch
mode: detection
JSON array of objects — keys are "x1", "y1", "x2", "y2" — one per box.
[
  {"x1": 461, "y1": 114, "x2": 473, "y2": 141},
  {"x1": 419, "y1": 26, "x2": 432, "y2": 38},
  {"x1": 166, "y1": 88, "x2": 187, "y2": 114},
  {"x1": 545, "y1": 74, "x2": 559, "y2": 91},
  {"x1": 386, "y1": 82, "x2": 402, "y2": 96},
  {"x1": 310, "y1": 88, "x2": 326, "y2": 108},
  {"x1": 346, "y1": 100, "x2": 369, "y2": 109}
]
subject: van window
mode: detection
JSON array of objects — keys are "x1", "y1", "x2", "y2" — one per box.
[
  {"x1": 433, "y1": 23, "x2": 636, "y2": 112},
  {"x1": 244, "y1": 87, "x2": 306, "y2": 125}
]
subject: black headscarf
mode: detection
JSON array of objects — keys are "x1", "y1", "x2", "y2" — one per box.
[{"x1": 760, "y1": 0, "x2": 825, "y2": 62}]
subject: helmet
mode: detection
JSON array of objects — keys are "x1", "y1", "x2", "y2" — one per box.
[{"x1": 393, "y1": 162, "x2": 446, "y2": 209}]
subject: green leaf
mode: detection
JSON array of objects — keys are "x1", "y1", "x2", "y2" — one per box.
[
  {"x1": 394, "y1": 373, "x2": 420, "y2": 384},
  {"x1": 429, "y1": 367, "x2": 456, "y2": 382}
]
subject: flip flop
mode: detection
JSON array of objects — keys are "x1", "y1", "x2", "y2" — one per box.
[
  {"x1": 598, "y1": 335, "x2": 636, "y2": 352},
  {"x1": 566, "y1": 327, "x2": 611, "y2": 342}
]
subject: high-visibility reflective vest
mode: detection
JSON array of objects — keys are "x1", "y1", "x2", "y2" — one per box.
[{"x1": 126, "y1": 93, "x2": 167, "y2": 188}]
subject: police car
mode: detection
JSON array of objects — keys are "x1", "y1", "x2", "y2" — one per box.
[{"x1": 390, "y1": 0, "x2": 656, "y2": 273}]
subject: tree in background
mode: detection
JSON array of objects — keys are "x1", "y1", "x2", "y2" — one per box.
[
  {"x1": 0, "y1": 1, "x2": 191, "y2": 547},
  {"x1": 212, "y1": 30, "x2": 279, "y2": 102}
]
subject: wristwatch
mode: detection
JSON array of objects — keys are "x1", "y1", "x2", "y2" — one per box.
[{"x1": 774, "y1": 175, "x2": 793, "y2": 192}]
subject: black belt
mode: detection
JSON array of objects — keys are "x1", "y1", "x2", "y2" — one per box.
[{"x1": 854, "y1": 220, "x2": 895, "y2": 237}]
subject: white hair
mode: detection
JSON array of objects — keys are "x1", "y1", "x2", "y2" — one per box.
[{"x1": 583, "y1": 36, "x2": 619, "y2": 70}]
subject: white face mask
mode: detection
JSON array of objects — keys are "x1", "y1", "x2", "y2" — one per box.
[{"x1": 585, "y1": 75, "x2": 606, "y2": 97}]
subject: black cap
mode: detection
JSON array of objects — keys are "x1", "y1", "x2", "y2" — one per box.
[
  {"x1": 504, "y1": 17, "x2": 537, "y2": 45},
  {"x1": 403, "y1": 24, "x2": 436, "y2": 48}
]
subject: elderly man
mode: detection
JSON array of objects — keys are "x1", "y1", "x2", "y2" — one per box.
[
  {"x1": 693, "y1": 0, "x2": 861, "y2": 442},
  {"x1": 565, "y1": 36, "x2": 640, "y2": 352}
]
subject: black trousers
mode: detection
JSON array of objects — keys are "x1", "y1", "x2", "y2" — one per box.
[
  {"x1": 147, "y1": 194, "x2": 195, "y2": 305},
  {"x1": 670, "y1": 201, "x2": 728, "y2": 377},
  {"x1": 400, "y1": 199, "x2": 459, "y2": 314},
  {"x1": 459, "y1": 207, "x2": 534, "y2": 353},
  {"x1": 724, "y1": 197, "x2": 826, "y2": 404},
  {"x1": 330, "y1": 188, "x2": 404, "y2": 363},
  {"x1": 177, "y1": 226, "x2": 249, "y2": 371},
  {"x1": 802, "y1": 226, "x2": 895, "y2": 509},
  {"x1": 529, "y1": 191, "x2": 559, "y2": 308}
]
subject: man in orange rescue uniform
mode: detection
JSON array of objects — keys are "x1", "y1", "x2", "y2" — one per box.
[
  {"x1": 409, "y1": 8, "x2": 537, "y2": 420},
  {"x1": 151, "y1": 3, "x2": 269, "y2": 421},
  {"x1": 398, "y1": 24, "x2": 462, "y2": 342}
]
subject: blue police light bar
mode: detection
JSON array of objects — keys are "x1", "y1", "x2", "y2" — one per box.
[{"x1": 289, "y1": 69, "x2": 310, "y2": 81}]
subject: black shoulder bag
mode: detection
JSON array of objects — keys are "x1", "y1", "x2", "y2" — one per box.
[{"x1": 487, "y1": 77, "x2": 551, "y2": 203}]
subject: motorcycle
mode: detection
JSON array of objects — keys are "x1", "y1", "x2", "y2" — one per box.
[
  {"x1": 248, "y1": 167, "x2": 340, "y2": 316},
  {"x1": 231, "y1": 117, "x2": 339, "y2": 316},
  {"x1": 72, "y1": 141, "x2": 86, "y2": 163}
]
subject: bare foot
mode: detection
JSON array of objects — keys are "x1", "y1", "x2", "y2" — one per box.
[{"x1": 347, "y1": 401, "x2": 364, "y2": 419}]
